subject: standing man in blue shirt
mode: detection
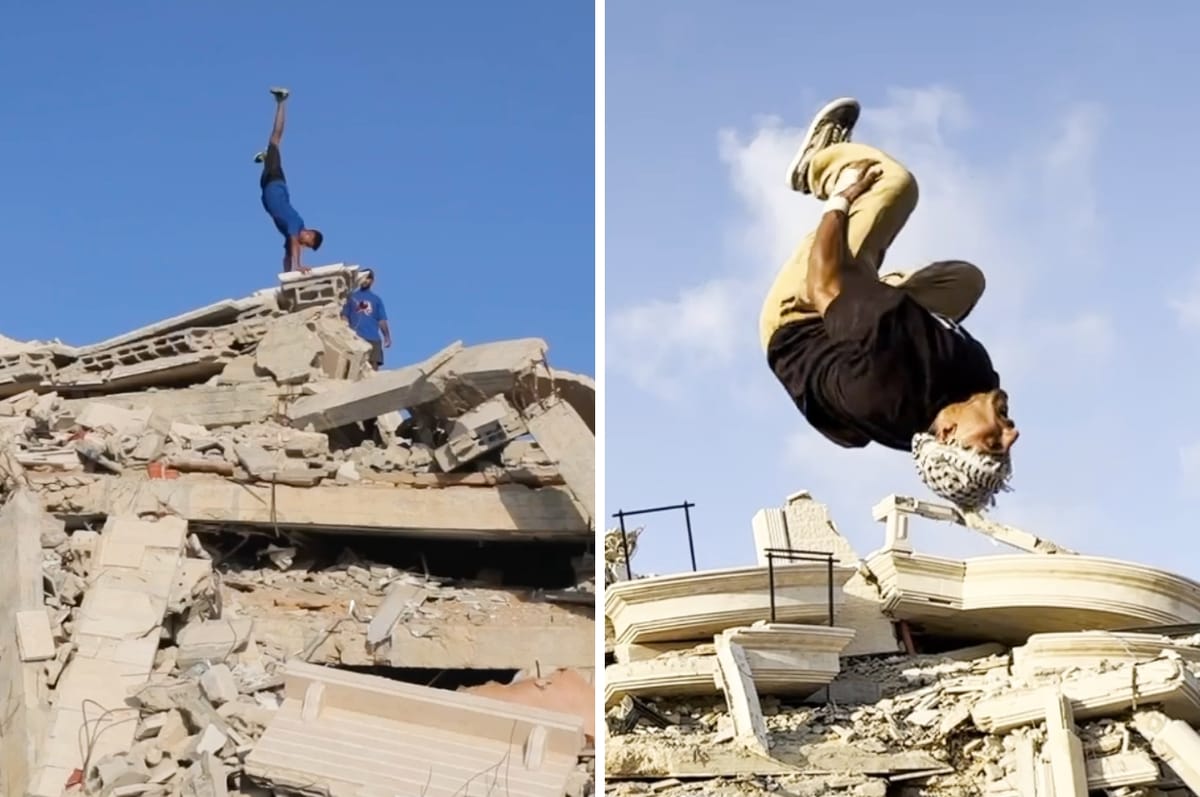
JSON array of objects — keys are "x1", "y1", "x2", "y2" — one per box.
[
  {"x1": 343, "y1": 269, "x2": 392, "y2": 369},
  {"x1": 254, "y1": 87, "x2": 324, "y2": 274}
]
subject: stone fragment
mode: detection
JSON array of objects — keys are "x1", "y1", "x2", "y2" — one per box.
[{"x1": 199, "y1": 663, "x2": 239, "y2": 706}]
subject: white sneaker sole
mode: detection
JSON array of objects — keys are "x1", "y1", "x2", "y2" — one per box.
[{"x1": 786, "y1": 97, "x2": 861, "y2": 192}]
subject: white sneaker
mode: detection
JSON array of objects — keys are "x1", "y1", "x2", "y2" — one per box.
[
  {"x1": 787, "y1": 97, "x2": 860, "y2": 194},
  {"x1": 269, "y1": 87, "x2": 290, "y2": 102}
]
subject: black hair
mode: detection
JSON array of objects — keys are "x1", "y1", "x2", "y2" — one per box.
[{"x1": 309, "y1": 229, "x2": 324, "y2": 251}]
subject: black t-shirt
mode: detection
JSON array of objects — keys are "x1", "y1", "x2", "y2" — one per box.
[{"x1": 767, "y1": 278, "x2": 999, "y2": 451}]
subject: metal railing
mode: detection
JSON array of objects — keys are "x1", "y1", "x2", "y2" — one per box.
[
  {"x1": 612, "y1": 501, "x2": 697, "y2": 581},
  {"x1": 763, "y1": 547, "x2": 835, "y2": 626}
]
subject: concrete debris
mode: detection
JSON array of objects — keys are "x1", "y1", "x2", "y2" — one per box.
[
  {"x1": 605, "y1": 490, "x2": 1200, "y2": 796},
  {"x1": 0, "y1": 263, "x2": 595, "y2": 797}
]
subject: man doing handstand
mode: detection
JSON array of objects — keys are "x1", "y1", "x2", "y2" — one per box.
[
  {"x1": 255, "y1": 87, "x2": 323, "y2": 274},
  {"x1": 760, "y1": 97, "x2": 1019, "y2": 511}
]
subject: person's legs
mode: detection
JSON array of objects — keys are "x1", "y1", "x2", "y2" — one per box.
[
  {"x1": 759, "y1": 141, "x2": 919, "y2": 351},
  {"x1": 254, "y1": 87, "x2": 290, "y2": 181},
  {"x1": 370, "y1": 340, "x2": 384, "y2": 370}
]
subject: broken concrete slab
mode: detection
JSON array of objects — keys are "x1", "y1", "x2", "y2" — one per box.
[
  {"x1": 0, "y1": 491, "x2": 53, "y2": 797},
  {"x1": 713, "y1": 634, "x2": 770, "y2": 756},
  {"x1": 523, "y1": 396, "x2": 595, "y2": 526},
  {"x1": 286, "y1": 338, "x2": 547, "y2": 431},
  {"x1": 253, "y1": 315, "x2": 323, "y2": 385},
  {"x1": 35, "y1": 474, "x2": 591, "y2": 540},
  {"x1": 244, "y1": 660, "x2": 585, "y2": 797},
  {"x1": 972, "y1": 657, "x2": 1200, "y2": 732},
  {"x1": 29, "y1": 514, "x2": 187, "y2": 797},
  {"x1": 60, "y1": 382, "x2": 292, "y2": 428}
]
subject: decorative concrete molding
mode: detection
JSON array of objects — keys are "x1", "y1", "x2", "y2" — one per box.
[
  {"x1": 603, "y1": 623, "x2": 855, "y2": 706},
  {"x1": 604, "y1": 563, "x2": 854, "y2": 646},
  {"x1": 972, "y1": 657, "x2": 1200, "y2": 733},
  {"x1": 866, "y1": 550, "x2": 1200, "y2": 645},
  {"x1": 245, "y1": 659, "x2": 585, "y2": 797},
  {"x1": 1013, "y1": 631, "x2": 1200, "y2": 678}
]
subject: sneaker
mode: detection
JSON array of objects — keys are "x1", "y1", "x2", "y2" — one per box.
[
  {"x1": 269, "y1": 87, "x2": 290, "y2": 102},
  {"x1": 253, "y1": 151, "x2": 266, "y2": 164},
  {"x1": 787, "y1": 97, "x2": 861, "y2": 194}
]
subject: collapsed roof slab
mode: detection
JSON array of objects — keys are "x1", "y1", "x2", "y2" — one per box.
[
  {"x1": 532, "y1": 368, "x2": 595, "y2": 433},
  {"x1": 32, "y1": 474, "x2": 592, "y2": 541},
  {"x1": 1012, "y1": 631, "x2": 1200, "y2": 677},
  {"x1": 604, "y1": 623, "x2": 855, "y2": 706},
  {"x1": 865, "y1": 550, "x2": 1200, "y2": 645},
  {"x1": 60, "y1": 382, "x2": 295, "y2": 427},
  {"x1": 244, "y1": 660, "x2": 585, "y2": 797},
  {"x1": 69, "y1": 296, "x2": 261, "y2": 358},
  {"x1": 604, "y1": 735, "x2": 946, "y2": 779},
  {"x1": 605, "y1": 563, "x2": 856, "y2": 646},
  {"x1": 971, "y1": 657, "x2": 1200, "y2": 733}
]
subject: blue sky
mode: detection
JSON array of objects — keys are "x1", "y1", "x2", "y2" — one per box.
[
  {"x1": 605, "y1": 2, "x2": 1200, "y2": 578},
  {"x1": 0, "y1": 2, "x2": 594, "y2": 375}
]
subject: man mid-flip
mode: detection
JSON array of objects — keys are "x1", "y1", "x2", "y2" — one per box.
[
  {"x1": 759, "y1": 96, "x2": 1020, "y2": 510},
  {"x1": 254, "y1": 87, "x2": 324, "y2": 274}
]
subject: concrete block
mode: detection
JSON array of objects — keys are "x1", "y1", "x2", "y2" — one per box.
[
  {"x1": 199, "y1": 664, "x2": 239, "y2": 706},
  {"x1": 176, "y1": 619, "x2": 254, "y2": 669},
  {"x1": 253, "y1": 317, "x2": 323, "y2": 385},
  {"x1": 15, "y1": 609, "x2": 55, "y2": 661},
  {"x1": 433, "y1": 395, "x2": 527, "y2": 472},
  {"x1": 1043, "y1": 690, "x2": 1087, "y2": 797}
]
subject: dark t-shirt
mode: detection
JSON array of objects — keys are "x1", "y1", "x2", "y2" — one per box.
[{"x1": 767, "y1": 277, "x2": 999, "y2": 451}]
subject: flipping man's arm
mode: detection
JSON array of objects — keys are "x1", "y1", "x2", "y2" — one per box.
[
  {"x1": 379, "y1": 320, "x2": 392, "y2": 348},
  {"x1": 806, "y1": 162, "x2": 883, "y2": 317}
]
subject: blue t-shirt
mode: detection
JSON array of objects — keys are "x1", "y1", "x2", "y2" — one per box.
[
  {"x1": 261, "y1": 181, "x2": 305, "y2": 243},
  {"x1": 343, "y1": 289, "x2": 388, "y2": 342}
]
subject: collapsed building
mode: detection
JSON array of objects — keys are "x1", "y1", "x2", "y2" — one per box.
[
  {"x1": 0, "y1": 264, "x2": 596, "y2": 797},
  {"x1": 603, "y1": 491, "x2": 1200, "y2": 796}
]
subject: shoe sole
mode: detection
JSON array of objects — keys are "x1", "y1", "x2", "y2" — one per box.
[{"x1": 787, "y1": 97, "x2": 861, "y2": 193}]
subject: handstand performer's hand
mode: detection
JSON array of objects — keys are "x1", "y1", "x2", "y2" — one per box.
[{"x1": 837, "y1": 160, "x2": 883, "y2": 204}]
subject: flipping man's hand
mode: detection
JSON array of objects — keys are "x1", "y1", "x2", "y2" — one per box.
[{"x1": 837, "y1": 160, "x2": 883, "y2": 204}]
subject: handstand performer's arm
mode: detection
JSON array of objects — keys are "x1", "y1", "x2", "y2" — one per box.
[{"x1": 807, "y1": 162, "x2": 882, "y2": 317}]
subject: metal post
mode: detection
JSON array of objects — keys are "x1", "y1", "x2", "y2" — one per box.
[
  {"x1": 767, "y1": 552, "x2": 777, "y2": 623},
  {"x1": 826, "y1": 556, "x2": 834, "y2": 627},
  {"x1": 682, "y1": 501, "x2": 697, "y2": 572},
  {"x1": 618, "y1": 511, "x2": 633, "y2": 582}
]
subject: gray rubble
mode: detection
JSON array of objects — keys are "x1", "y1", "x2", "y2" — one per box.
[{"x1": 0, "y1": 263, "x2": 595, "y2": 797}]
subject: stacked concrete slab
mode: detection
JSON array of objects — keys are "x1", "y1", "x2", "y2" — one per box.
[
  {"x1": 0, "y1": 263, "x2": 595, "y2": 797},
  {"x1": 605, "y1": 490, "x2": 1200, "y2": 796}
]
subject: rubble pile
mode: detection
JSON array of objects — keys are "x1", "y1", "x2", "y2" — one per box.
[
  {"x1": 0, "y1": 264, "x2": 596, "y2": 797},
  {"x1": 603, "y1": 492, "x2": 1200, "y2": 796}
]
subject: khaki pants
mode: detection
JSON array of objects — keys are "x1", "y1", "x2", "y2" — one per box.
[{"x1": 758, "y1": 142, "x2": 984, "y2": 352}]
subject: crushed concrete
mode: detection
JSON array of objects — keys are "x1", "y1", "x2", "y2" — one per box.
[{"x1": 0, "y1": 263, "x2": 595, "y2": 797}]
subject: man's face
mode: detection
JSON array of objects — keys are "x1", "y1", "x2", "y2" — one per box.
[
  {"x1": 298, "y1": 230, "x2": 317, "y2": 248},
  {"x1": 360, "y1": 272, "x2": 374, "y2": 290},
  {"x1": 942, "y1": 389, "x2": 1020, "y2": 457}
]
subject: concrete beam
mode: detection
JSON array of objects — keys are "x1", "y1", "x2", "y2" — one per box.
[
  {"x1": 713, "y1": 636, "x2": 770, "y2": 756},
  {"x1": 872, "y1": 493, "x2": 1077, "y2": 555},
  {"x1": 60, "y1": 382, "x2": 292, "y2": 428},
  {"x1": 523, "y1": 397, "x2": 595, "y2": 526},
  {"x1": 32, "y1": 474, "x2": 591, "y2": 540},
  {"x1": 1132, "y1": 710, "x2": 1200, "y2": 793}
]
